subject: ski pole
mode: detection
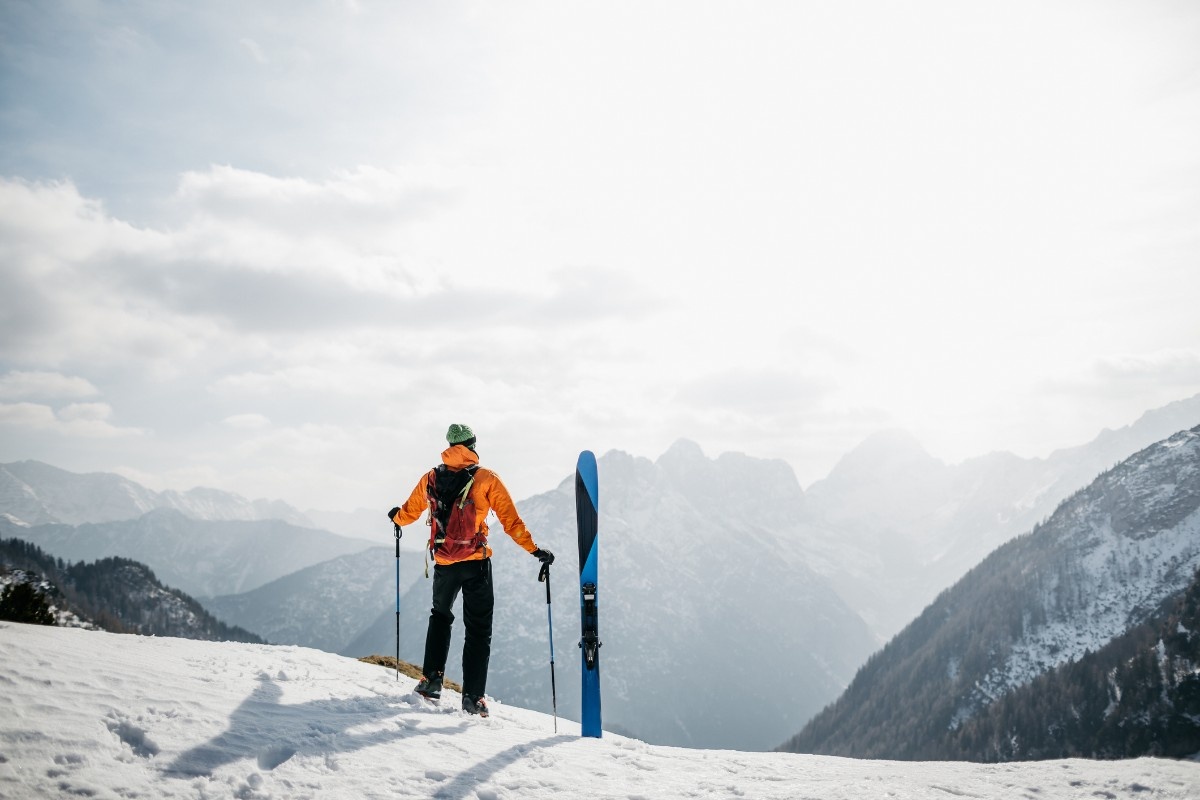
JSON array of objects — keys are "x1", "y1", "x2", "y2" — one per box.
[
  {"x1": 539, "y1": 560, "x2": 558, "y2": 732},
  {"x1": 394, "y1": 522, "x2": 403, "y2": 681}
]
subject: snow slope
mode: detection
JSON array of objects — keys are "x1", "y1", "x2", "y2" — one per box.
[{"x1": 2, "y1": 623, "x2": 1197, "y2": 800}]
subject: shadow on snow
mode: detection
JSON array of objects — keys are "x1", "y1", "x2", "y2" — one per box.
[
  {"x1": 434, "y1": 734, "x2": 575, "y2": 800},
  {"x1": 163, "y1": 673, "x2": 467, "y2": 777}
]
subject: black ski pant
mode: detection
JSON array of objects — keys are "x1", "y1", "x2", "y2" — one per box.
[{"x1": 421, "y1": 558, "x2": 494, "y2": 698}]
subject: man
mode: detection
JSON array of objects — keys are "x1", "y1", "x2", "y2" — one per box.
[{"x1": 388, "y1": 423, "x2": 554, "y2": 717}]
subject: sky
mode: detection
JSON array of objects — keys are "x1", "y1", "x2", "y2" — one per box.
[
  {"x1": 5, "y1": 622, "x2": 1198, "y2": 798},
  {"x1": 1, "y1": 0, "x2": 1199, "y2": 513}
]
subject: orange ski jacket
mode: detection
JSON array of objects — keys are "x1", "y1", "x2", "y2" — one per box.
[{"x1": 390, "y1": 444, "x2": 538, "y2": 565}]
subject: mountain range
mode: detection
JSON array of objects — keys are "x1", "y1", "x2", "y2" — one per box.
[
  {"x1": 0, "y1": 460, "x2": 311, "y2": 528},
  {"x1": 0, "y1": 459, "x2": 387, "y2": 543},
  {"x1": 797, "y1": 394, "x2": 1200, "y2": 641},
  {"x1": 2, "y1": 393, "x2": 1198, "y2": 752},
  {"x1": 0, "y1": 509, "x2": 376, "y2": 600}
]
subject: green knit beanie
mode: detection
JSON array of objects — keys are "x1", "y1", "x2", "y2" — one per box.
[{"x1": 446, "y1": 423, "x2": 476, "y2": 446}]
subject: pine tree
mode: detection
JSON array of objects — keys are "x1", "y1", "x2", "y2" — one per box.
[{"x1": 0, "y1": 582, "x2": 56, "y2": 626}]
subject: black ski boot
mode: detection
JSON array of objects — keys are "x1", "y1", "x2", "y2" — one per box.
[
  {"x1": 462, "y1": 694, "x2": 489, "y2": 717},
  {"x1": 415, "y1": 672, "x2": 443, "y2": 701}
]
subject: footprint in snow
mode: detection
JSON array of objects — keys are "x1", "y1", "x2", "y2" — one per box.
[
  {"x1": 105, "y1": 716, "x2": 159, "y2": 759},
  {"x1": 257, "y1": 744, "x2": 296, "y2": 770}
]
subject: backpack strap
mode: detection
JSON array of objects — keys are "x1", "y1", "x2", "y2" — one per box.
[
  {"x1": 456, "y1": 469, "x2": 477, "y2": 510},
  {"x1": 424, "y1": 467, "x2": 441, "y2": 570}
]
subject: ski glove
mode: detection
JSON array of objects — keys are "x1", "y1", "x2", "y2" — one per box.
[
  {"x1": 387, "y1": 506, "x2": 401, "y2": 522},
  {"x1": 533, "y1": 548, "x2": 555, "y2": 565}
]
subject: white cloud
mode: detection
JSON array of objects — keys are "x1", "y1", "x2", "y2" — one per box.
[
  {"x1": 676, "y1": 368, "x2": 830, "y2": 417},
  {"x1": 0, "y1": 401, "x2": 145, "y2": 438},
  {"x1": 222, "y1": 413, "x2": 271, "y2": 430},
  {"x1": 1090, "y1": 351, "x2": 1200, "y2": 390},
  {"x1": 0, "y1": 402, "x2": 57, "y2": 428},
  {"x1": 58, "y1": 403, "x2": 111, "y2": 422},
  {"x1": 0, "y1": 371, "x2": 98, "y2": 399},
  {"x1": 0, "y1": 177, "x2": 209, "y2": 371},
  {"x1": 1, "y1": 3, "x2": 1199, "y2": 508}
]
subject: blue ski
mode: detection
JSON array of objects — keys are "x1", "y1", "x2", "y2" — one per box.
[{"x1": 576, "y1": 450, "x2": 601, "y2": 738}]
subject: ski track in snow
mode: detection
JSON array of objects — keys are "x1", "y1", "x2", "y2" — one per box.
[{"x1": 1, "y1": 623, "x2": 1197, "y2": 800}]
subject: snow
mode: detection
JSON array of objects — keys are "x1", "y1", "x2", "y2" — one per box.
[{"x1": 2, "y1": 624, "x2": 1197, "y2": 800}]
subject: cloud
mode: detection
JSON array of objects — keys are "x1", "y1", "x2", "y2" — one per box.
[
  {"x1": 675, "y1": 367, "x2": 830, "y2": 417},
  {"x1": 0, "y1": 2, "x2": 495, "y2": 214},
  {"x1": 0, "y1": 371, "x2": 98, "y2": 399},
  {"x1": 3, "y1": 2, "x2": 1198, "y2": 511},
  {"x1": 222, "y1": 413, "x2": 271, "y2": 430},
  {"x1": 526, "y1": 266, "x2": 661, "y2": 326},
  {"x1": 173, "y1": 164, "x2": 458, "y2": 239},
  {"x1": 1091, "y1": 351, "x2": 1200, "y2": 390},
  {"x1": 0, "y1": 402, "x2": 56, "y2": 428},
  {"x1": 188, "y1": 420, "x2": 412, "y2": 510},
  {"x1": 0, "y1": 401, "x2": 145, "y2": 438},
  {"x1": 0, "y1": 177, "x2": 202, "y2": 368},
  {"x1": 1044, "y1": 350, "x2": 1200, "y2": 396},
  {"x1": 0, "y1": 172, "x2": 670, "y2": 404},
  {"x1": 0, "y1": 175, "x2": 399, "y2": 366},
  {"x1": 0, "y1": 171, "x2": 671, "y2": 502},
  {"x1": 211, "y1": 364, "x2": 380, "y2": 398},
  {"x1": 108, "y1": 252, "x2": 409, "y2": 333}
]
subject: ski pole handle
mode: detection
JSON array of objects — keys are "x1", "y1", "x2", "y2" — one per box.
[{"x1": 540, "y1": 562, "x2": 553, "y2": 604}]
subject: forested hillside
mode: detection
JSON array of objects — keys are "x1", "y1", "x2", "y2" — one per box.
[
  {"x1": 0, "y1": 538, "x2": 263, "y2": 643},
  {"x1": 946, "y1": 567, "x2": 1200, "y2": 760}
]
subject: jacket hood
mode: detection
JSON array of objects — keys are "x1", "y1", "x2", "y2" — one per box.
[{"x1": 441, "y1": 444, "x2": 480, "y2": 470}]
